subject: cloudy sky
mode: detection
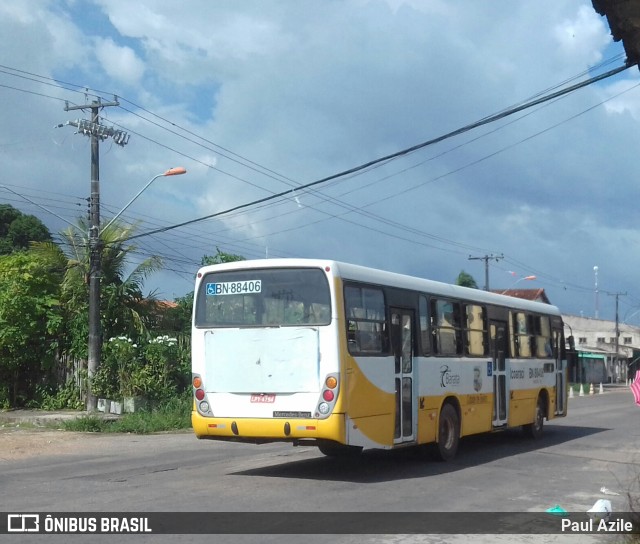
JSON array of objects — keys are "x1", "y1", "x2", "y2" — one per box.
[{"x1": 1, "y1": 0, "x2": 639, "y2": 323}]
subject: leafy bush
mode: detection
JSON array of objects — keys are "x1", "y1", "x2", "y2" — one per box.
[
  {"x1": 0, "y1": 251, "x2": 63, "y2": 407},
  {"x1": 34, "y1": 380, "x2": 84, "y2": 410},
  {"x1": 142, "y1": 336, "x2": 183, "y2": 400},
  {"x1": 91, "y1": 335, "x2": 188, "y2": 402}
]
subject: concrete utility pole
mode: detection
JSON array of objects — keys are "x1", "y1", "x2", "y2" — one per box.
[
  {"x1": 611, "y1": 291, "x2": 627, "y2": 383},
  {"x1": 468, "y1": 253, "x2": 503, "y2": 291},
  {"x1": 61, "y1": 98, "x2": 129, "y2": 411}
]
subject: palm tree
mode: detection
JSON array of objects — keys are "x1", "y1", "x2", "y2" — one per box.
[
  {"x1": 32, "y1": 218, "x2": 164, "y2": 358},
  {"x1": 99, "y1": 220, "x2": 164, "y2": 339}
]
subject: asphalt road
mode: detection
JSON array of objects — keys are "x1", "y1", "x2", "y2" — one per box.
[{"x1": 1, "y1": 386, "x2": 638, "y2": 544}]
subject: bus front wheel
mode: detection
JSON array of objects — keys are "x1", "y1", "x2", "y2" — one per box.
[{"x1": 435, "y1": 403, "x2": 460, "y2": 461}]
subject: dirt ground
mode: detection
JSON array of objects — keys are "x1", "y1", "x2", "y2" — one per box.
[{"x1": 0, "y1": 426, "x2": 100, "y2": 462}]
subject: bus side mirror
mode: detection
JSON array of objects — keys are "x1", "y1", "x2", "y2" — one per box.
[{"x1": 567, "y1": 335, "x2": 576, "y2": 352}]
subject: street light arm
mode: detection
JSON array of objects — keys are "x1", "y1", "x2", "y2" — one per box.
[
  {"x1": 499, "y1": 275, "x2": 537, "y2": 295},
  {"x1": 102, "y1": 167, "x2": 186, "y2": 233}
]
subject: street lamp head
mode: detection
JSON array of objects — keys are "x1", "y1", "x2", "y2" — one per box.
[
  {"x1": 163, "y1": 167, "x2": 187, "y2": 176},
  {"x1": 102, "y1": 167, "x2": 188, "y2": 233},
  {"x1": 499, "y1": 274, "x2": 537, "y2": 295}
]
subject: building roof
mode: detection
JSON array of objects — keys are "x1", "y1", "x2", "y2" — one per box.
[
  {"x1": 490, "y1": 288, "x2": 551, "y2": 304},
  {"x1": 155, "y1": 300, "x2": 178, "y2": 310}
]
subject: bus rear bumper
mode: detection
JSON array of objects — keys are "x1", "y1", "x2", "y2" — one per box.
[{"x1": 191, "y1": 412, "x2": 345, "y2": 444}]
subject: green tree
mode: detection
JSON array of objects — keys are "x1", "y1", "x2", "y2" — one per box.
[
  {"x1": 201, "y1": 247, "x2": 245, "y2": 266},
  {"x1": 0, "y1": 204, "x2": 51, "y2": 255},
  {"x1": 456, "y1": 270, "x2": 478, "y2": 289},
  {"x1": 0, "y1": 250, "x2": 63, "y2": 406}
]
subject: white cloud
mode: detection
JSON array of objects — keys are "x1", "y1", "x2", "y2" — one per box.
[
  {"x1": 94, "y1": 37, "x2": 145, "y2": 87},
  {"x1": 93, "y1": 0, "x2": 290, "y2": 84},
  {"x1": 554, "y1": 4, "x2": 611, "y2": 65}
]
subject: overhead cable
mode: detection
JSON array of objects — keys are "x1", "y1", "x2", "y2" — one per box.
[{"x1": 123, "y1": 62, "x2": 634, "y2": 242}]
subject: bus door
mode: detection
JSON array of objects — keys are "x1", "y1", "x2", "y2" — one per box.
[
  {"x1": 554, "y1": 329, "x2": 567, "y2": 415},
  {"x1": 391, "y1": 309, "x2": 415, "y2": 444},
  {"x1": 490, "y1": 321, "x2": 509, "y2": 427}
]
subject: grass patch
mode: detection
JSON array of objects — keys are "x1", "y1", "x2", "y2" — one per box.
[
  {"x1": 63, "y1": 414, "x2": 107, "y2": 432},
  {"x1": 62, "y1": 394, "x2": 192, "y2": 434}
]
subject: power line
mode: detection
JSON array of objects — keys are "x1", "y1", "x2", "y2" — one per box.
[
  {"x1": 112, "y1": 86, "x2": 605, "y2": 263},
  {"x1": 151, "y1": 69, "x2": 640, "y2": 264},
  {"x1": 121, "y1": 61, "x2": 634, "y2": 243},
  {"x1": 1, "y1": 61, "x2": 634, "y2": 262}
]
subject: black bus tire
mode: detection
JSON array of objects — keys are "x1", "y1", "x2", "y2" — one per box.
[
  {"x1": 523, "y1": 396, "x2": 545, "y2": 439},
  {"x1": 435, "y1": 403, "x2": 460, "y2": 461}
]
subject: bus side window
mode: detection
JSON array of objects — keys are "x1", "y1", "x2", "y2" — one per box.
[
  {"x1": 419, "y1": 295, "x2": 431, "y2": 355},
  {"x1": 345, "y1": 285, "x2": 387, "y2": 355},
  {"x1": 508, "y1": 312, "x2": 516, "y2": 358},
  {"x1": 465, "y1": 304, "x2": 487, "y2": 356},
  {"x1": 513, "y1": 312, "x2": 532, "y2": 357},
  {"x1": 431, "y1": 298, "x2": 462, "y2": 355},
  {"x1": 535, "y1": 315, "x2": 552, "y2": 358}
]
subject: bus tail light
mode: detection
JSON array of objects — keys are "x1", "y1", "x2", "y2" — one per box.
[
  {"x1": 192, "y1": 373, "x2": 213, "y2": 416},
  {"x1": 325, "y1": 376, "x2": 338, "y2": 389},
  {"x1": 316, "y1": 373, "x2": 339, "y2": 419}
]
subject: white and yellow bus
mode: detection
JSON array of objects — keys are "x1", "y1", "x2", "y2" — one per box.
[{"x1": 191, "y1": 259, "x2": 568, "y2": 460}]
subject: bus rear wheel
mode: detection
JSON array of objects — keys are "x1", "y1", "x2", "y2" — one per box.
[
  {"x1": 434, "y1": 403, "x2": 460, "y2": 461},
  {"x1": 523, "y1": 396, "x2": 545, "y2": 439},
  {"x1": 317, "y1": 441, "x2": 363, "y2": 457}
]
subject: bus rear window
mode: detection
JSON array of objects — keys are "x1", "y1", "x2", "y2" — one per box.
[{"x1": 195, "y1": 267, "x2": 331, "y2": 327}]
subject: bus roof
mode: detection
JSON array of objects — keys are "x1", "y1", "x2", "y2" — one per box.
[{"x1": 196, "y1": 258, "x2": 562, "y2": 317}]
